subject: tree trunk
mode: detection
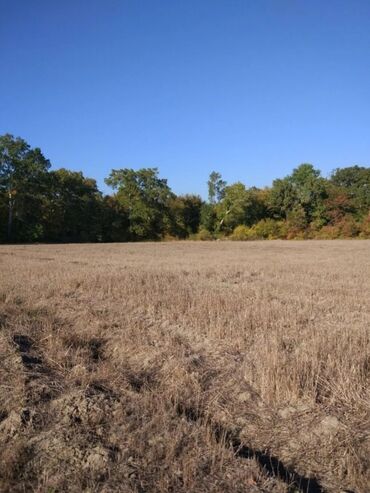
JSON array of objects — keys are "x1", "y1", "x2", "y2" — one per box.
[{"x1": 7, "y1": 190, "x2": 13, "y2": 241}]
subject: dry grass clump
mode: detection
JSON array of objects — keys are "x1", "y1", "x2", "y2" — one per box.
[{"x1": 0, "y1": 241, "x2": 369, "y2": 492}]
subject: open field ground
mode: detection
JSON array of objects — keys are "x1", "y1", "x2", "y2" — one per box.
[{"x1": 0, "y1": 241, "x2": 370, "y2": 493}]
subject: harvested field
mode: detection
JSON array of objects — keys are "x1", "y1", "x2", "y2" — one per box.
[{"x1": 0, "y1": 240, "x2": 369, "y2": 493}]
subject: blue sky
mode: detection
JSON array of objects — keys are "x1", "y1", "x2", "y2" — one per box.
[{"x1": 1, "y1": 0, "x2": 370, "y2": 197}]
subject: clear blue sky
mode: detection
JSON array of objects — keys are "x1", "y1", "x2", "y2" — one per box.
[{"x1": 1, "y1": 0, "x2": 370, "y2": 197}]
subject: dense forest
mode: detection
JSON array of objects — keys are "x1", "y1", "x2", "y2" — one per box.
[{"x1": 0, "y1": 133, "x2": 369, "y2": 243}]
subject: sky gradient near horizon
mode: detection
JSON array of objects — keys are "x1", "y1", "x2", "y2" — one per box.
[{"x1": 1, "y1": 0, "x2": 370, "y2": 197}]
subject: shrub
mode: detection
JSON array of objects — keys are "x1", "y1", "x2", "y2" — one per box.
[
  {"x1": 252, "y1": 219, "x2": 287, "y2": 239},
  {"x1": 338, "y1": 216, "x2": 360, "y2": 237},
  {"x1": 359, "y1": 212, "x2": 370, "y2": 238},
  {"x1": 163, "y1": 234, "x2": 178, "y2": 242},
  {"x1": 194, "y1": 228, "x2": 214, "y2": 241},
  {"x1": 231, "y1": 220, "x2": 287, "y2": 240},
  {"x1": 314, "y1": 225, "x2": 341, "y2": 239},
  {"x1": 231, "y1": 225, "x2": 253, "y2": 240},
  {"x1": 287, "y1": 230, "x2": 309, "y2": 240},
  {"x1": 313, "y1": 215, "x2": 361, "y2": 239}
]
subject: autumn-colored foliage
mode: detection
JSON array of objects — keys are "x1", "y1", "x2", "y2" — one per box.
[{"x1": 1, "y1": 134, "x2": 369, "y2": 242}]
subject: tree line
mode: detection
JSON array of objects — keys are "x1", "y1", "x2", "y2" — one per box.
[{"x1": 1, "y1": 133, "x2": 369, "y2": 243}]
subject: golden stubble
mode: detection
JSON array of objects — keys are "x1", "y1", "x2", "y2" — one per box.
[{"x1": 0, "y1": 240, "x2": 369, "y2": 492}]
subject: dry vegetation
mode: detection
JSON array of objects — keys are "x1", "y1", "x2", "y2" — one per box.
[{"x1": 0, "y1": 241, "x2": 369, "y2": 493}]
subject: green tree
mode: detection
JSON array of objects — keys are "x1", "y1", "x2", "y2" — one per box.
[
  {"x1": 216, "y1": 182, "x2": 249, "y2": 232},
  {"x1": 200, "y1": 203, "x2": 217, "y2": 233},
  {"x1": 269, "y1": 164, "x2": 327, "y2": 224},
  {"x1": 330, "y1": 166, "x2": 370, "y2": 214},
  {"x1": 105, "y1": 168, "x2": 174, "y2": 240},
  {"x1": 287, "y1": 204, "x2": 308, "y2": 232},
  {"x1": 313, "y1": 182, "x2": 355, "y2": 228},
  {"x1": 246, "y1": 187, "x2": 271, "y2": 224},
  {"x1": 0, "y1": 134, "x2": 50, "y2": 241},
  {"x1": 44, "y1": 169, "x2": 102, "y2": 242},
  {"x1": 208, "y1": 171, "x2": 226, "y2": 204},
  {"x1": 290, "y1": 164, "x2": 327, "y2": 221},
  {"x1": 217, "y1": 183, "x2": 271, "y2": 232},
  {"x1": 100, "y1": 195, "x2": 130, "y2": 242},
  {"x1": 268, "y1": 177, "x2": 296, "y2": 219},
  {"x1": 168, "y1": 194, "x2": 203, "y2": 238}
]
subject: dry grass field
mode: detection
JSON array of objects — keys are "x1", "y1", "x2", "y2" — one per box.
[{"x1": 0, "y1": 241, "x2": 369, "y2": 493}]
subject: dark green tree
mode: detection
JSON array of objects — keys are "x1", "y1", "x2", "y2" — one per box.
[
  {"x1": 331, "y1": 166, "x2": 370, "y2": 214},
  {"x1": 100, "y1": 195, "x2": 130, "y2": 242},
  {"x1": 44, "y1": 169, "x2": 103, "y2": 242},
  {"x1": 268, "y1": 177, "x2": 297, "y2": 219},
  {"x1": 246, "y1": 187, "x2": 271, "y2": 224},
  {"x1": 168, "y1": 194, "x2": 203, "y2": 238},
  {"x1": 269, "y1": 164, "x2": 327, "y2": 225},
  {"x1": 105, "y1": 168, "x2": 174, "y2": 240},
  {"x1": 0, "y1": 134, "x2": 50, "y2": 242},
  {"x1": 200, "y1": 203, "x2": 217, "y2": 233},
  {"x1": 0, "y1": 132, "x2": 368, "y2": 243}
]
